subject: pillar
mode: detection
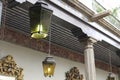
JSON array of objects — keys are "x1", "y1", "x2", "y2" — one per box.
[{"x1": 84, "y1": 37, "x2": 97, "y2": 80}]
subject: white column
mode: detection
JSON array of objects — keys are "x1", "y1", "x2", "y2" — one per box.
[{"x1": 84, "y1": 37, "x2": 97, "y2": 80}]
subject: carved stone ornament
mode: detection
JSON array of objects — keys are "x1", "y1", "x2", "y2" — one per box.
[
  {"x1": 66, "y1": 67, "x2": 83, "y2": 80},
  {"x1": 0, "y1": 55, "x2": 23, "y2": 80}
]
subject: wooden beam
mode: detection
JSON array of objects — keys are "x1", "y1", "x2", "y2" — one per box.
[{"x1": 90, "y1": 10, "x2": 111, "y2": 22}]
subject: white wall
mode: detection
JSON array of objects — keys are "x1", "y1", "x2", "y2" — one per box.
[{"x1": 0, "y1": 40, "x2": 118, "y2": 80}]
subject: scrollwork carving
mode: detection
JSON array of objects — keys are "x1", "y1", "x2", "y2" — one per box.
[
  {"x1": 66, "y1": 67, "x2": 83, "y2": 80},
  {"x1": 0, "y1": 55, "x2": 23, "y2": 80}
]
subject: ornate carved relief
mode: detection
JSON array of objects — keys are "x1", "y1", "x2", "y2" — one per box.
[
  {"x1": 0, "y1": 55, "x2": 23, "y2": 80},
  {"x1": 66, "y1": 67, "x2": 83, "y2": 80}
]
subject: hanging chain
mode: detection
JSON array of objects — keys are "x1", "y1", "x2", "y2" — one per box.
[
  {"x1": 48, "y1": 12, "x2": 53, "y2": 56},
  {"x1": 48, "y1": 25, "x2": 51, "y2": 55},
  {"x1": 109, "y1": 52, "x2": 112, "y2": 73},
  {"x1": 1, "y1": 0, "x2": 7, "y2": 40}
]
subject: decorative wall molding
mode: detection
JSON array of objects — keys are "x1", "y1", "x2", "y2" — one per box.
[
  {"x1": 0, "y1": 55, "x2": 23, "y2": 80},
  {"x1": 66, "y1": 67, "x2": 83, "y2": 80},
  {"x1": 0, "y1": 27, "x2": 118, "y2": 74}
]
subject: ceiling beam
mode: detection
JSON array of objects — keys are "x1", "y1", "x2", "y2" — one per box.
[{"x1": 90, "y1": 10, "x2": 111, "y2": 22}]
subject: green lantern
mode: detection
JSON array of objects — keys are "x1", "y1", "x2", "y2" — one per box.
[
  {"x1": 42, "y1": 56, "x2": 56, "y2": 77},
  {"x1": 29, "y1": 0, "x2": 53, "y2": 39}
]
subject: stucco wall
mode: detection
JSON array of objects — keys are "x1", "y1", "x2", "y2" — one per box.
[{"x1": 0, "y1": 40, "x2": 118, "y2": 80}]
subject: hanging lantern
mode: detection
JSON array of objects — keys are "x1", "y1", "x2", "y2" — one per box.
[
  {"x1": 42, "y1": 56, "x2": 56, "y2": 77},
  {"x1": 29, "y1": 0, "x2": 53, "y2": 39},
  {"x1": 107, "y1": 72, "x2": 115, "y2": 80}
]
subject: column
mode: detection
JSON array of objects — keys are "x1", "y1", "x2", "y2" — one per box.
[{"x1": 84, "y1": 37, "x2": 97, "y2": 80}]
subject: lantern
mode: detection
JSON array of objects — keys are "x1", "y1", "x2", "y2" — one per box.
[
  {"x1": 42, "y1": 56, "x2": 56, "y2": 77},
  {"x1": 29, "y1": 0, "x2": 53, "y2": 39},
  {"x1": 107, "y1": 72, "x2": 115, "y2": 80}
]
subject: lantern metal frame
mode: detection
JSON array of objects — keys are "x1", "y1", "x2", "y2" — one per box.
[{"x1": 29, "y1": 0, "x2": 53, "y2": 39}]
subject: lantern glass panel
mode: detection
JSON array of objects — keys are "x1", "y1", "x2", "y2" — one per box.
[
  {"x1": 43, "y1": 62, "x2": 55, "y2": 77},
  {"x1": 29, "y1": 3, "x2": 53, "y2": 39}
]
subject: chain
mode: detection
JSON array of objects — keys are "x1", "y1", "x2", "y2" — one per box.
[
  {"x1": 1, "y1": 0, "x2": 7, "y2": 40},
  {"x1": 48, "y1": 25, "x2": 51, "y2": 55},
  {"x1": 109, "y1": 52, "x2": 112, "y2": 73}
]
